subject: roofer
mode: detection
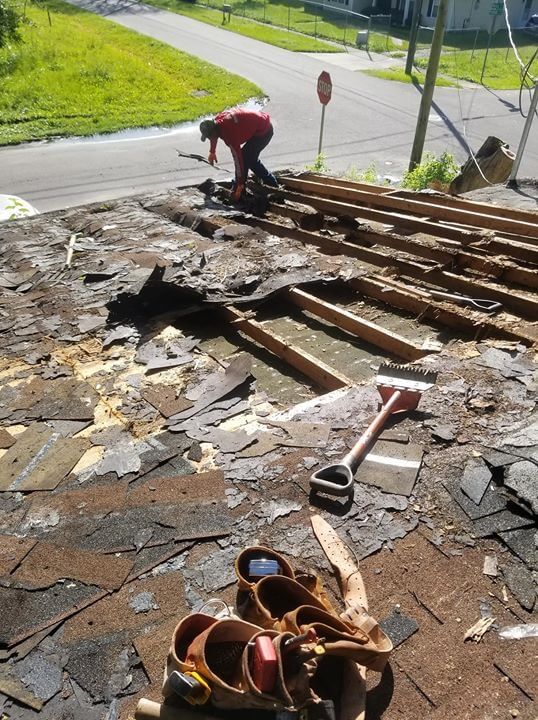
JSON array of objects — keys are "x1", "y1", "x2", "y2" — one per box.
[{"x1": 199, "y1": 108, "x2": 278, "y2": 202}]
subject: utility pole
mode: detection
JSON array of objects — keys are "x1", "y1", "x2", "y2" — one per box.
[
  {"x1": 508, "y1": 82, "x2": 538, "y2": 184},
  {"x1": 405, "y1": 0, "x2": 424, "y2": 75},
  {"x1": 408, "y1": 0, "x2": 449, "y2": 170}
]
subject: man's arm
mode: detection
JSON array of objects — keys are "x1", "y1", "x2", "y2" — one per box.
[{"x1": 208, "y1": 136, "x2": 219, "y2": 165}]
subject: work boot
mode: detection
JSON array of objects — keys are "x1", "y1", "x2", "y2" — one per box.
[{"x1": 264, "y1": 172, "x2": 280, "y2": 188}]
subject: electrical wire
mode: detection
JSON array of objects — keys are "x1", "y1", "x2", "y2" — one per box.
[
  {"x1": 451, "y1": 0, "x2": 537, "y2": 185},
  {"x1": 518, "y1": 47, "x2": 538, "y2": 118},
  {"x1": 502, "y1": 0, "x2": 528, "y2": 73},
  {"x1": 452, "y1": 0, "x2": 497, "y2": 186},
  {"x1": 501, "y1": 0, "x2": 537, "y2": 119}
]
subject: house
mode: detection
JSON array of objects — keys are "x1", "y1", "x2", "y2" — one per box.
[{"x1": 321, "y1": 0, "x2": 536, "y2": 29}]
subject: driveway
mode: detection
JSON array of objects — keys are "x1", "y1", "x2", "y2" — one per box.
[{"x1": 1, "y1": 0, "x2": 534, "y2": 212}]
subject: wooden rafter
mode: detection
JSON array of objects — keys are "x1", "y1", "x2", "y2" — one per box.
[
  {"x1": 241, "y1": 216, "x2": 538, "y2": 318},
  {"x1": 221, "y1": 306, "x2": 353, "y2": 391},
  {"x1": 280, "y1": 177, "x2": 538, "y2": 240},
  {"x1": 286, "y1": 287, "x2": 433, "y2": 361}
]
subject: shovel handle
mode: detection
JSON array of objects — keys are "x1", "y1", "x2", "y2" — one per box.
[{"x1": 343, "y1": 391, "x2": 402, "y2": 471}]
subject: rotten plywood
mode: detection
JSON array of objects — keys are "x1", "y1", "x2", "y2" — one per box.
[{"x1": 0, "y1": 425, "x2": 89, "y2": 492}]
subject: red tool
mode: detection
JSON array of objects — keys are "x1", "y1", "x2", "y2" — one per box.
[
  {"x1": 252, "y1": 635, "x2": 277, "y2": 692},
  {"x1": 310, "y1": 363, "x2": 437, "y2": 497}
]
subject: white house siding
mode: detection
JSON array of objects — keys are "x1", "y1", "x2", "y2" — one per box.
[
  {"x1": 322, "y1": 0, "x2": 535, "y2": 27},
  {"x1": 420, "y1": 0, "x2": 536, "y2": 29}
]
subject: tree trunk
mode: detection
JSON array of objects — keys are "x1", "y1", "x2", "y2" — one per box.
[{"x1": 449, "y1": 136, "x2": 515, "y2": 196}]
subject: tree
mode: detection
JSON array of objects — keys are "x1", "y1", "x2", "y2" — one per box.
[{"x1": 0, "y1": 0, "x2": 21, "y2": 49}]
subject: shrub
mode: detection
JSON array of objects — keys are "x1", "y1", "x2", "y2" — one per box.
[
  {"x1": 305, "y1": 153, "x2": 329, "y2": 173},
  {"x1": 0, "y1": 0, "x2": 21, "y2": 48},
  {"x1": 345, "y1": 162, "x2": 381, "y2": 184},
  {"x1": 401, "y1": 151, "x2": 459, "y2": 191}
]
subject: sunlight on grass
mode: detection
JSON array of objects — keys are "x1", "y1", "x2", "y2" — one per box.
[
  {"x1": 0, "y1": 0, "x2": 263, "y2": 144},
  {"x1": 363, "y1": 66, "x2": 458, "y2": 87},
  {"x1": 143, "y1": 0, "x2": 342, "y2": 51}
]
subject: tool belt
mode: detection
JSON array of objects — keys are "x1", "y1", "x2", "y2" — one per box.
[{"x1": 164, "y1": 546, "x2": 392, "y2": 713}]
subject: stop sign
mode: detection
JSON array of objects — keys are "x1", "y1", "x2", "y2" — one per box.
[{"x1": 317, "y1": 71, "x2": 332, "y2": 105}]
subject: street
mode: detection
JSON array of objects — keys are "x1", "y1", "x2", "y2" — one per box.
[{"x1": 1, "y1": 0, "x2": 535, "y2": 212}]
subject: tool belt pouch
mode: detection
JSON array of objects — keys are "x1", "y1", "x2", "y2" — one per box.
[
  {"x1": 243, "y1": 629, "x2": 332, "y2": 711},
  {"x1": 282, "y1": 605, "x2": 392, "y2": 672},
  {"x1": 166, "y1": 612, "x2": 218, "y2": 679},
  {"x1": 235, "y1": 546, "x2": 296, "y2": 592},
  {"x1": 236, "y1": 547, "x2": 337, "y2": 617},
  {"x1": 184, "y1": 618, "x2": 288, "y2": 710},
  {"x1": 241, "y1": 575, "x2": 328, "y2": 629}
]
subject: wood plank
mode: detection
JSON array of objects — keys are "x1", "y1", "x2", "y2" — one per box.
[
  {"x1": 344, "y1": 230, "x2": 538, "y2": 290},
  {"x1": 240, "y1": 216, "x2": 538, "y2": 319},
  {"x1": 286, "y1": 287, "x2": 433, "y2": 361},
  {"x1": 221, "y1": 306, "x2": 352, "y2": 391},
  {"x1": 280, "y1": 177, "x2": 538, "y2": 240},
  {"x1": 386, "y1": 187, "x2": 538, "y2": 225},
  {"x1": 346, "y1": 276, "x2": 538, "y2": 346},
  {"x1": 299, "y1": 173, "x2": 392, "y2": 195},
  {"x1": 282, "y1": 190, "x2": 538, "y2": 266},
  {"x1": 282, "y1": 189, "x2": 483, "y2": 244}
]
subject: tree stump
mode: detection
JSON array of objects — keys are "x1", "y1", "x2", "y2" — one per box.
[{"x1": 449, "y1": 136, "x2": 515, "y2": 196}]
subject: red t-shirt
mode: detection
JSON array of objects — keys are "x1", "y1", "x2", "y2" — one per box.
[{"x1": 210, "y1": 109, "x2": 271, "y2": 183}]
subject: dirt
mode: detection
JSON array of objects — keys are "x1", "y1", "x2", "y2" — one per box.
[{"x1": 461, "y1": 180, "x2": 538, "y2": 213}]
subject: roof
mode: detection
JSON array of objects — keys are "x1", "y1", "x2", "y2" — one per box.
[{"x1": 0, "y1": 174, "x2": 536, "y2": 719}]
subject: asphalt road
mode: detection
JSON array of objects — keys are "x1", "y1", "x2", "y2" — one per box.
[{"x1": 2, "y1": 0, "x2": 535, "y2": 212}]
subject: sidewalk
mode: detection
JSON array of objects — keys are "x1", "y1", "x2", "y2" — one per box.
[{"x1": 303, "y1": 45, "x2": 404, "y2": 71}]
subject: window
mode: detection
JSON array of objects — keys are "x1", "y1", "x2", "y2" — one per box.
[{"x1": 427, "y1": 0, "x2": 440, "y2": 15}]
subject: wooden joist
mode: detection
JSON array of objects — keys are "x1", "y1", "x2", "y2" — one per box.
[
  {"x1": 286, "y1": 287, "x2": 433, "y2": 361},
  {"x1": 344, "y1": 229, "x2": 537, "y2": 290},
  {"x1": 282, "y1": 189, "x2": 481, "y2": 245},
  {"x1": 242, "y1": 216, "x2": 538, "y2": 319},
  {"x1": 346, "y1": 276, "x2": 537, "y2": 346},
  {"x1": 280, "y1": 177, "x2": 538, "y2": 241},
  {"x1": 221, "y1": 306, "x2": 352, "y2": 391}
]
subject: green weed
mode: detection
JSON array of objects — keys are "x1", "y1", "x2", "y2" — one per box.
[
  {"x1": 402, "y1": 151, "x2": 459, "y2": 191},
  {"x1": 344, "y1": 162, "x2": 387, "y2": 184},
  {"x1": 305, "y1": 153, "x2": 329, "y2": 173}
]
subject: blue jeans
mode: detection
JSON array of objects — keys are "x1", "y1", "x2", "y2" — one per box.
[{"x1": 242, "y1": 125, "x2": 278, "y2": 186}]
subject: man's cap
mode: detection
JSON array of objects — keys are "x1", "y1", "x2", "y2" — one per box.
[{"x1": 200, "y1": 119, "x2": 216, "y2": 142}]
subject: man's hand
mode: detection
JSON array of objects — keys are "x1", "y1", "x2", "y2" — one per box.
[
  {"x1": 208, "y1": 152, "x2": 217, "y2": 165},
  {"x1": 231, "y1": 183, "x2": 245, "y2": 202}
]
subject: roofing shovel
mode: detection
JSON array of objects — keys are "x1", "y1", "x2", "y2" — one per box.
[{"x1": 309, "y1": 363, "x2": 437, "y2": 497}]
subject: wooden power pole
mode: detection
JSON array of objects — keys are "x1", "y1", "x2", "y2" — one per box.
[
  {"x1": 408, "y1": 0, "x2": 449, "y2": 170},
  {"x1": 405, "y1": 0, "x2": 424, "y2": 75}
]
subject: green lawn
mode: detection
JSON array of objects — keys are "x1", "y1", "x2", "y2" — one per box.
[
  {"x1": 0, "y1": 0, "x2": 263, "y2": 145},
  {"x1": 363, "y1": 66, "x2": 458, "y2": 87},
  {"x1": 415, "y1": 34, "x2": 538, "y2": 90},
  {"x1": 410, "y1": 28, "x2": 538, "y2": 89},
  {"x1": 145, "y1": 0, "x2": 403, "y2": 52},
  {"x1": 144, "y1": 0, "x2": 341, "y2": 50}
]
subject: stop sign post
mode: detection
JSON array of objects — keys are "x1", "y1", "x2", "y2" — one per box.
[{"x1": 317, "y1": 71, "x2": 332, "y2": 155}]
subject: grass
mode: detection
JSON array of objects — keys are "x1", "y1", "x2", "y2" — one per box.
[
  {"x1": 363, "y1": 66, "x2": 458, "y2": 87},
  {"x1": 413, "y1": 29, "x2": 538, "y2": 89},
  {"x1": 145, "y1": 0, "x2": 404, "y2": 52},
  {"x1": 144, "y1": 0, "x2": 342, "y2": 50},
  {"x1": 0, "y1": 0, "x2": 263, "y2": 145}
]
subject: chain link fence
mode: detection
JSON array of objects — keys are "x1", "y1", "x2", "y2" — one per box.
[{"x1": 196, "y1": 0, "x2": 398, "y2": 51}]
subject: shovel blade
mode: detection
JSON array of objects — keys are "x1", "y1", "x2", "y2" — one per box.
[{"x1": 377, "y1": 363, "x2": 437, "y2": 392}]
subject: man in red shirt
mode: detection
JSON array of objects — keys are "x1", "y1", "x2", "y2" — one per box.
[{"x1": 199, "y1": 108, "x2": 278, "y2": 201}]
